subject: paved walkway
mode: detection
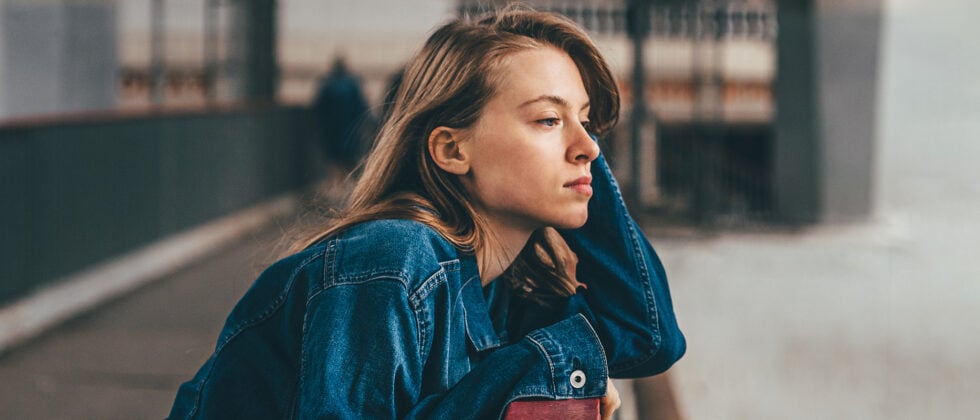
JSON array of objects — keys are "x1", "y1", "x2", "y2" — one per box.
[{"x1": 0, "y1": 225, "x2": 288, "y2": 418}]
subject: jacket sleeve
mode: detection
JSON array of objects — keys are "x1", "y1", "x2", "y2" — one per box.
[
  {"x1": 298, "y1": 280, "x2": 608, "y2": 419},
  {"x1": 558, "y1": 150, "x2": 686, "y2": 378}
]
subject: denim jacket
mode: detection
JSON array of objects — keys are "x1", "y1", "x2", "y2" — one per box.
[{"x1": 169, "y1": 152, "x2": 685, "y2": 419}]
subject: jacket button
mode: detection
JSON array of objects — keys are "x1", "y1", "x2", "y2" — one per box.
[{"x1": 570, "y1": 370, "x2": 586, "y2": 389}]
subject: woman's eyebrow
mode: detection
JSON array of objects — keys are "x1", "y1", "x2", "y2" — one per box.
[{"x1": 519, "y1": 95, "x2": 589, "y2": 111}]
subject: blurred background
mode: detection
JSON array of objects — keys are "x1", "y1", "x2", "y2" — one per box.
[{"x1": 1, "y1": 0, "x2": 978, "y2": 418}]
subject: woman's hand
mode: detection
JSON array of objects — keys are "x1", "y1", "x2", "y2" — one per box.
[{"x1": 600, "y1": 378, "x2": 621, "y2": 419}]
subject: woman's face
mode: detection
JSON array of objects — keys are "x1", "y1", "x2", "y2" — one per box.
[{"x1": 458, "y1": 46, "x2": 600, "y2": 234}]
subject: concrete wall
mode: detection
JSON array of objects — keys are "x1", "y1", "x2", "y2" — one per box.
[
  {"x1": 0, "y1": 0, "x2": 117, "y2": 119},
  {"x1": 0, "y1": 106, "x2": 319, "y2": 305}
]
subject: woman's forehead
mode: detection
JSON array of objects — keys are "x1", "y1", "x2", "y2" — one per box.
[{"x1": 489, "y1": 47, "x2": 590, "y2": 109}]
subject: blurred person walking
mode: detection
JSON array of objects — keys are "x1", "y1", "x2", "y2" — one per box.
[{"x1": 310, "y1": 57, "x2": 374, "y2": 199}]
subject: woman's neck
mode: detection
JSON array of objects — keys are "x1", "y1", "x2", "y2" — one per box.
[{"x1": 477, "y1": 222, "x2": 532, "y2": 286}]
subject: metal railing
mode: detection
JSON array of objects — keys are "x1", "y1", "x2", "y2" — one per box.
[
  {"x1": 457, "y1": 0, "x2": 776, "y2": 40},
  {"x1": 0, "y1": 106, "x2": 318, "y2": 305}
]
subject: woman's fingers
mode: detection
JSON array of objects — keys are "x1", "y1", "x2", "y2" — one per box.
[{"x1": 600, "y1": 378, "x2": 622, "y2": 420}]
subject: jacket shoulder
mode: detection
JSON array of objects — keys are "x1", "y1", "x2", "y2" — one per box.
[{"x1": 326, "y1": 219, "x2": 462, "y2": 289}]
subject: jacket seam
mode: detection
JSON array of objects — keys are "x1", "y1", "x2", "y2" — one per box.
[
  {"x1": 408, "y1": 263, "x2": 456, "y2": 362},
  {"x1": 605, "y1": 220, "x2": 663, "y2": 374},
  {"x1": 578, "y1": 313, "x2": 609, "y2": 379},
  {"x1": 458, "y1": 273, "x2": 503, "y2": 352},
  {"x1": 411, "y1": 259, "x2": 458, "y2": 303},
  {"x1": 524, "y1": 335, "x2": 556, "y2": 396},
  {"x1": 187, "y1": 250, "x2": 321, "y2": 418},
  {"x1": 298, "y1": 276, "x2": 417, "y2": 415},
  {"x1": 322, "y1": 238, "x2": 338, "y2": 290},
  {"x1": 624, "y1": 214, "x2": 662, "y2": 347}
]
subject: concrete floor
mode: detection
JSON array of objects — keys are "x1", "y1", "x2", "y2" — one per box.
[{"x1": 0, "y1": 227, "x2": 280, "y2": 419}]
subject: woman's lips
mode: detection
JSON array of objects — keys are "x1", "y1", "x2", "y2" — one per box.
[{"x1": 564, "y1": 176, "x2": 593, "y2": 196}]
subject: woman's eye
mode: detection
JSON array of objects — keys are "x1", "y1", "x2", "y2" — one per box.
[{"x1": 538, "y1": 118, "x2": 560, "y2": 127}]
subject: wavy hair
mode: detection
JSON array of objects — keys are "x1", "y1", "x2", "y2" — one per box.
[{"x1": 292, "y1": 6, "x2": 620, "y2": 303}]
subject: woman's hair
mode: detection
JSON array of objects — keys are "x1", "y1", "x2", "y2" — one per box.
[{"x1": 292, "y1": 6, "x2": 620, "y2": 303}]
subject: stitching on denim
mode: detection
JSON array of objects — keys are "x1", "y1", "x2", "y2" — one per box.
[
  {"x1": 457, "y1": 274, "x2": 480, "y2": 302},
  {"x1": 411, "y1": 259, "x2": 457, "y2": 303},
  {"x1": 624, "y1": 220, "x2": 660, "y2": 339},
  {"x1": 324, "y1": 234, "x2": 410, "y2": 289},
  {"x1": 322, "y1": 238, "x2": 337, "y2": 290},
  {"x1": 331, "y1": 270, "x2": 410, "y2": 289},
  {"x1": 219, "y1": 251, "x2": 320, "y2": 347},
  {"x1": 460, "y1": 298, "x2": 473, "y2": 351},
  {"x1": 525, "y1": 334, "x2": 556, "y2": 396},
  {"x1": 610, "y1": 348, "x2": 657, "y2": 374},
  {"x1": 298, "y1": 274, "x2": 319, "y2": 409},
  {"x1": 578, "y1": 313, "x2": 609, "y2": 381},
  {"x1": 299, "y1": 277, "x2": 415, "y2": 412},
  {"x1": 610, "y1": 218, "x2": 663, "y2": 374},
  {"x1": 187, "y1": 250, "x2": 321, "y2": 418},
  {"x1": 600, "y1": 158, "x2": 664, "y2": 374},
  {"x1": 458, "y1": 274, "x2": 494, "y2": 350},
  {"x1": 412, "y1": 297, "x2": 430, "y2": 364},
  {"x1": 440, "y1": 259, "x2": 461, "y2": 273},
  {"x1": 612, "y1": 154, "x2": 664, "y2": 368},
  {"x1": 406, "y1": 261, "x2": 455, "y2": 359},
  {"x1": 317, "y1": 274, "x2": 409, "y2": 293}
]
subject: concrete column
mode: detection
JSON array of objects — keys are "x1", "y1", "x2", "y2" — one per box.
[
  {"x1": 0, "y1": 0, "x2": 117, "y2": 119},
  {"x1": 0, "y1": 2, "x2": 66, "y2": 118},
  {"x1": 63, "y1": 1, "x2": 117, "y2": 112},
  {"x1": 774, "y1": 0, "x2": 882, "y2": 224},
  {"x1": 814, "y1": 0, "x2": 882, "y2": 223}
]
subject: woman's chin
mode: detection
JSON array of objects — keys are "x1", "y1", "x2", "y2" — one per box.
[{"x1": 551, "y1": 212, "x2": 589, "y2": 230}]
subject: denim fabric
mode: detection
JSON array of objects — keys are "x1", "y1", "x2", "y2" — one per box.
[
  {"x1": 559, "y1": 150, "x2": 687, "y2": 377},
  {"x1": 169, "y1": 153, "x2": 685, "y2": 419}
]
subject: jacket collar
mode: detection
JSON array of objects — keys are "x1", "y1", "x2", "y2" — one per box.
[{"x1": 459, "y1": 255, "x2": 504, "y2": 352}]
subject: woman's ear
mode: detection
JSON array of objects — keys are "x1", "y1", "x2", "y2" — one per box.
[{"x1": 428, "y1": 126, "x2": 470, "y2": 175}]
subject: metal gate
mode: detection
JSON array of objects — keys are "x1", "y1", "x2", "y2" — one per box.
[{"x1": 459, "y1": 0, "x2": 779, "y2": 228}]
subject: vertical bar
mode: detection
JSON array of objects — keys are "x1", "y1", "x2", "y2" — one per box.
[
  {"x1": 773, "y1": 0, "x2": 821, "y2": 224},
  {"x1": 150, "y1": 0, "x2": 165, "y2": 104},
  {"x1": 203, "y1": 0, "x2": 218, "y2": 102},
  {"x1": 227, "y1": 0, "x2": 277, "y2": 101},
  {"x1": 627, "y1": 0, "x2": 650, "y2": 214}
]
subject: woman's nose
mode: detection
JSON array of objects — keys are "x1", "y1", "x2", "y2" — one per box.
[{"x1": 568, "y1": 125, "x2": 600, "y2": 163}]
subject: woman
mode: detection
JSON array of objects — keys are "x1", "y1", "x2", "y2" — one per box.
[{"x1": 170, "y1": 7, "x2": 684, "y2": 419}]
